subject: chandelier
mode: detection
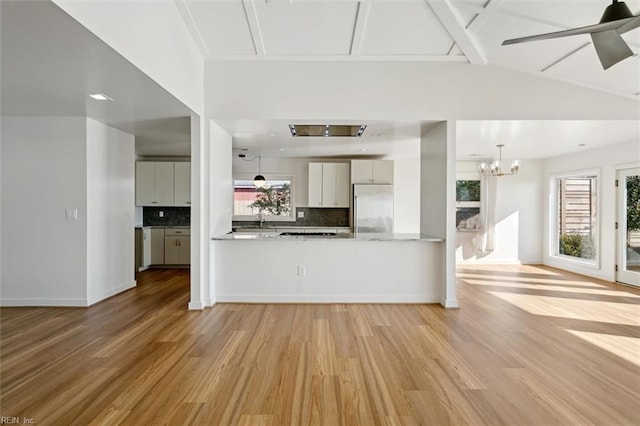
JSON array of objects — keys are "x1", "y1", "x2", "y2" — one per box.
[{"x1": 479, "y1": 144, "x2": 519, "y2": 177}]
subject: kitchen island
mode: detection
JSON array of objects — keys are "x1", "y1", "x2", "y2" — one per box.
[{"x1": 211, "y1": 232, "x2": 444, "y2": 303}]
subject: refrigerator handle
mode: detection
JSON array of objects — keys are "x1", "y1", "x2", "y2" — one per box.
[{"x1": 354, "y1": 195, "x2": 358, "y2": 233}]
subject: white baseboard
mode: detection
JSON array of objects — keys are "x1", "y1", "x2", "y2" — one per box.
[
  {"x1": 216, "y1": 294, "x2": 441, "y2": 303},
  {"x1": 87, "y1": 280, "x2": 137, "y2": 306},
  {"x1": 205, "y1": 297, "x2": 216, "y2": 308},
  {"x1": 188, "y1": 301, "x2": 204, "y2": 310},
  {"x1": 440, "y1": 298, "x2": 459, "y2": 309},
  {"x1": 0, "y1": 297, "x2": 87, "y2": 307}
]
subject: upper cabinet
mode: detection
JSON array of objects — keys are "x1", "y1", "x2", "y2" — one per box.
[
  {"x1": 136, "y1": 161, "x2": 190, "y2": 207},
  {"x1": 174, "y1": 162, "x2": 191, "y2": 206},
  {"x1": 308, "y1": 163, "x2": 350, "y2": 208},
  {"x1": 351, "y1": 160, "x2": 394, "y2": 184}
]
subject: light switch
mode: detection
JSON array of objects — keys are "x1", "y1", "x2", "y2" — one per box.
[
  {"x1": 65, "y1": 208, "x2": 78, "y2": 221},
  {"x1": 159, "y1": 211, "x2": 164, "y2": 217}
]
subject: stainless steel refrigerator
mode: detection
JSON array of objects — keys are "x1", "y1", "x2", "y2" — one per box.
[{"x1": 353, "y1": 184, "x2": 394, "y2": 233}]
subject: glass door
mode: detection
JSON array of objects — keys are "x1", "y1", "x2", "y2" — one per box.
[{"x1": 616, "y1": 167, "x2": 640, "y2": 287}]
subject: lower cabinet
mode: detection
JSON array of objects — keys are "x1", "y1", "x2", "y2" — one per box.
[
  {"x1": 150, "y1": 229, "x2": 166, "y2": 265},
  {"x1": 164, "y1": 229, "x2": 190, "y2": 265}
]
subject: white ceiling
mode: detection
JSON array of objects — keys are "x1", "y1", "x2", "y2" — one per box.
[
  {"x1": 2, "y1": 1, "x2": 638, "y2": 161},
  {"x1": 456, "y1": 120, "x2": 640, "y2": 160},
  {"x1": 0, "y1": 1, "x2": 193, "y2": 157},
  {"x1": 179, "y1": 0, "x2": 640, "y2": 98}
]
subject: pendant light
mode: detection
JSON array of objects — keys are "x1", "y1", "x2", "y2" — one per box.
[
  {"x1": 253, "y1": 155, "x2": 266, "y2": 188},
  {"x1": 479, "y1": 144, "x2": 519, "y2": 177}
]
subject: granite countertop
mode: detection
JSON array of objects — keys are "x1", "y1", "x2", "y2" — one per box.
[
  {"x1": 135, "y1": 225, "x2": 191, "y2": 229},
  {"x1": 213, "y1": 232, "x2": 443, "y2": 242}
]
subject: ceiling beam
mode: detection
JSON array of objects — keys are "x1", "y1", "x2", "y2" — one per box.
[
  {"x1": 174, "y1": 0, "x2": 210, "y2": 56},
  {"x1": 350, "y1": 0, "x2": 372, "y2": 56},
  {"x1": 242, "y1": 0, "x2": 266, "y2": 55},
  {"x1": 425, "y1": 0, "x2": 485, "y2": 65},
  {"x1": 467, "y1": 0, "x2": 504, "y2": 33}
]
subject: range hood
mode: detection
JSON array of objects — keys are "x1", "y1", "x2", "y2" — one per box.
[{"x1": 289, "y1": 124, "x2": 367, "y2": 137}]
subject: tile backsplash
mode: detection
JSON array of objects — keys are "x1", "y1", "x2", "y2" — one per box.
[
  {"x1": 143, "y1": 207, "x2": 190, "y2": 226},
  {"x1": 233, "y1": 207, "x2": 349, "y2": 228}
]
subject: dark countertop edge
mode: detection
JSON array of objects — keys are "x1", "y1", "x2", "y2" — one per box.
[
  {"x1": 212, "y1": 233, "x2": 444, "y2": 242},
  {"x1": 135, "y1": 225, "x2": 191, "y2": 229}
]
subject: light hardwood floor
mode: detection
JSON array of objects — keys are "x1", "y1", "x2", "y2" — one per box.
[{"x1": 1, "y1": 265, "x2": 639, "y2": 425}]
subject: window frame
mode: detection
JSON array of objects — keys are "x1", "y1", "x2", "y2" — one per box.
[
  {"x1": 232, "y1": 173, "x2": 296, "y2": 222},
  {"x1": 548, "y1": 168, "x2": 600, "y2": 268}
]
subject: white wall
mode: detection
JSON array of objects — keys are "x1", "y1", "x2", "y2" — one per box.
[
  {"x1": 421, "y1": 124, "x2": 448, "y2": 239},
  {"x1": 206, "y1": 61, "x2": 639, "y2": 120},
  {"x1": 86, "y1": 118, "x2": 136, "y2": 305},
  {"x1": 543, "y1": 140, "x2": 640, "y2": 281},
  {"x1": 208, "y1": 121, "x2": 233, "y2": 307},
  {"x1": 456, "y1": 160, "x2": 544, "y2": 264},
  {"x1": 53, "y1": 0, "x2": 204, "y2": 115},
  {"x1": 215, "y1": 239, "x2": 442, "y2": 303},
  {"x1": 420, "y1": 122, "x2": 457, "y2": 308},
  {"x1": 393, "y1": 158, "x2": 420, "y2": 233},
  {"x1": 1, "y1": 117, "x2": 88, "y2": 305}
]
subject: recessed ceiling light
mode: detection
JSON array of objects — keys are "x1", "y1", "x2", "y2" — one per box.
[
  {"x1": 89, "y1": 93, "x2": 113, "y2": 101},
  {"x1": 469, "y1": 154, "x2": 481, "y2": 157},
  {"x1": 279, "y1": 148, "x2": 286, "y2": 152},
  {"x1": 371, "y1": 133, "x2": 383, "y2": 137},
  {"x1": 360, "y1": 148, "x2": 368, "y2": 152},
  {"x1": 269, "y1": 133, "x2": 277, "y2": 137}
]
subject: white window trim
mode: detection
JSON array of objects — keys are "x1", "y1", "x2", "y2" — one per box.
[
  {"x1": 548, "y1": 168, "x2": 601, "y2": 269},
  {"x1": 232, "y1": 173, "x2": 296, "y2": 222}
]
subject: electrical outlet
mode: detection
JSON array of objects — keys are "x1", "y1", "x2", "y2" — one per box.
[
  {"x1": 159, "y1": 211, "x2": 164, "y2": 217},
  {"x1": 297, "y1": 210, "x2": 304, "y2": 219},
  {"x1": 65, "y1": 208, "x2": 78, "y2": 221},
  {"x1": 298, "y1": 266, "x2": 306, "y2": 276}
]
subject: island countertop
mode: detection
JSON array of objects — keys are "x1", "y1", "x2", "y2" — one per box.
[{"x1": 212, "y1": 232, "x2": 444, "y2": 242}]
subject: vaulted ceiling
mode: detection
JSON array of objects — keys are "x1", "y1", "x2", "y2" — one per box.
[{"x1": 177, "y1": 0, "x2": 640, "y2": 98}]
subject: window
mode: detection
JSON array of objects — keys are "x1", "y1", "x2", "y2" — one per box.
[
  {"x1": 551, "y1": 171, "x2": 598, "y2": 264},
  {"x1": 456, "y1": 179, "x2": 481, "y2": 231},
  {"x1": 233, "y1": 176, "x2": 294, "y2": 221}
]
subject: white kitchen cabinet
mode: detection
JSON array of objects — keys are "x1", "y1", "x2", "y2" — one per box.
[
  {"x1": 334, "y1": 163, "x2": 350, "y2": 206},
  {"x1": 164, "y1": 228, "x2": 190, "y2": 265},
  {"x1": 308, "y1": 162, "x2": 350, "y2": 207},
  {"x1": 142, "y1": 228, "x2": 151, "y2": 268},
  {"x1": 174, "y1": 162, "x2": 191, "y2": 206},
  {"x1": 308, "y1": 163, "x2": 324, "y2": 207},
  {"x1": 351, "y1": 160, "x2": 394, "y2": 184},
  {"x1": 135, "y1": 162, "x2": 175, "y2": 206},
  {"x1": 150, "y1": 228, "x2": 165, "y2": 265}
]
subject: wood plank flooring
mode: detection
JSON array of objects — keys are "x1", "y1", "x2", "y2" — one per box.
[{"x1": 1, "y1": 265, "x2": 639, "y2": 425}]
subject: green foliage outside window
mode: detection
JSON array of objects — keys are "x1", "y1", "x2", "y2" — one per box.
[
  {"x1": 559, "y1": 234, "x2": 596, "y2": 259},
  {"x1": 248, "y1": 184, "x2": 291, "y2": 216},
  {"x1": 627, "y1": 176, "x2": 640, "y2": 231},
  {"x1": 456, "y1": 180, "x2": 481, "y2": 202}
]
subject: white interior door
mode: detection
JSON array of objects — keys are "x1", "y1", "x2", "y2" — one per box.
[{"x1": 616, "y1": 167, "x2": 640, "y2": 287}]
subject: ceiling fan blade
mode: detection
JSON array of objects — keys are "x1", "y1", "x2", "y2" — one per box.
[
  {"x1": 591, "y1": 30, "x2": 633, "y2": 69},
  {"x1": 502, "y1": 18, "x2": 633, "y2": 46},
  {"x1": 617, "y1": 12, "x2": 640, "y2": 34}
]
